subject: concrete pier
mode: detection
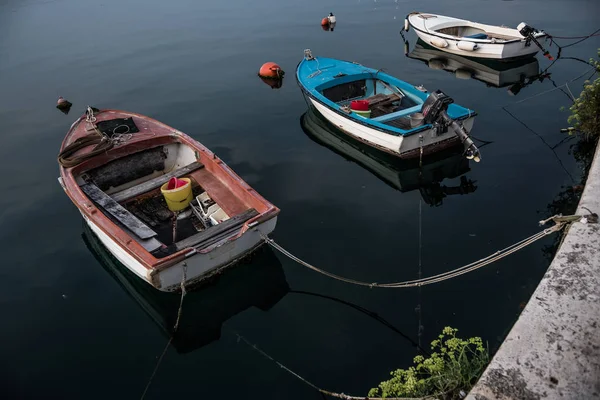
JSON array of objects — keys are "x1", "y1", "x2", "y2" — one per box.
[{"x1": 467, "y1": 143, "x2": 600, "y2": 400}]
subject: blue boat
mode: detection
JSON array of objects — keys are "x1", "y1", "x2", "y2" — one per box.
[{"x1": 296, "y1": 49, "x2": 481, "y2": 161}]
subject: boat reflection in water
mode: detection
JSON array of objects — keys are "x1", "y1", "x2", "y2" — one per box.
[
  {"x1": 301, "y1": 106, "x2": 477, "y2": 206},
  {"x1": 82, "y1": 224, "x2": 289, "y2": 354},
  {"x1": 406, "y1": 39, "x2": 542, "y2": 96}
]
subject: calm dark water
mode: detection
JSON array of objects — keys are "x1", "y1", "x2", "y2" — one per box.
[{"x1": 1, "y1": 0, "x2": 599, "y2": 398}]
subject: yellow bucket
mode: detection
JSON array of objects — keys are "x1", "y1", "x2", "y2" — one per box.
[{"x1": 160, "y1": 178, "x2": 193, "y2": 212}]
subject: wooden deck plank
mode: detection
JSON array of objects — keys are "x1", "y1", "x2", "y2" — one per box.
[
  {"x1": 111, "y1": 161, "x2": 204, "y2": 203},
  {"x1": 175, "y1": 208, "x2": 258, "y2": 250},
  {"x1": 188, "y1": 168, "x2": 248, "y2": 217},
  {"x1": 80, "y1": 183, "x2": 157, "y2": 239}
]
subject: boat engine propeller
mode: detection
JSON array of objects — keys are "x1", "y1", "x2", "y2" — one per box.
[
  {"x1": 421, "y1": 90, "x2": 481, "y2": 162},
  {"x1": 517, "y1": 22, "x2": 553, "y2": 60}
]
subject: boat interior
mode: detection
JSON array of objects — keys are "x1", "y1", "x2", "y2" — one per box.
[
  {"x1": 320, "y1": 77, "x2": 424, "y2": 130},
  {"x1": 75, "y1": 140, "x2": 263, "y2": 259},
  {"x1": 435, "y1": 25, "x2": 521, "y2": 41}
]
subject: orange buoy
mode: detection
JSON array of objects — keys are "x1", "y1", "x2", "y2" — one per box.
[
  {"x1": 321, "y1": 17, "x2": 330, "y2": 26},
  {"x1": 258, "y1": 62, "x2": 285, "y2": 79}
]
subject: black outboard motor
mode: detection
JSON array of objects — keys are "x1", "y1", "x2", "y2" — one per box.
[
  {"x1": 517, "y1": 22, "x2": 553, "y2": 60},
  {"x1": 421, "y1": 90, "x2": 481, "y2": 162}
]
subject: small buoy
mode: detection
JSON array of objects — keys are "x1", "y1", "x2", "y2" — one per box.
[
  {"x1": 321, "y1": 17, "x2": 330, "y2": 26},
  {"x1": 430, "y1": 37, "x2": 448, "y2": 48},
  {"x1": 457, "y1": 41, "x2": 478, "y2": 51},
  {"x1": 56, "y1": 96, "x2": 72, "y2": 114},
  {"x1": 258, "y1": 62, "x2": 285, "y2": 79},
  {"x1": 260, "y1": 77, "x2": 283, "y2": 89}
]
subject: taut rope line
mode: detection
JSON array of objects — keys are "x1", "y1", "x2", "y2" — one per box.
[{"x1": 262, "y1": 214, "x2": 592, "y2": 289}]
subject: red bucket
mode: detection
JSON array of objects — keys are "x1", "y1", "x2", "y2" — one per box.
[
  {"x1": 350, "y1": 100, "x2": 369, "y2": 111},
  {"x1": 167, "y1": 177, "x2": 188, "y2": 190}
]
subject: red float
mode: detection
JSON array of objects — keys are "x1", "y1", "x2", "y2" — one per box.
[{"x1": 258, "y1": 62, "x2": 285, "y2": 79}]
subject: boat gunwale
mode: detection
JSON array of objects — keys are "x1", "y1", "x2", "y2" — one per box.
[{"x1": 59, "y1": 109, "x2": 279, "y2": 276}]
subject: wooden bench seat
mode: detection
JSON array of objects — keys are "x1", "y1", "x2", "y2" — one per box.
[
  {"x1": 80, "y1": 182, "x2": 158, "y2": 240},
  {"x1": 111, "y1": 161, "x2": 204, "y2": 203}
]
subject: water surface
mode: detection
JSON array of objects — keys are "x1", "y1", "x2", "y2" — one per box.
[{"x1": 1, "y1": 0, "x2": 599, "y2": 398}]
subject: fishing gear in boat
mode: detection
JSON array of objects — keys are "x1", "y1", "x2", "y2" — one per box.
[
  {"x1": 421, "y1": 90, "x2": 481, "y2": 162},
  {"x1": 518, "y1": 22, "x2": 554, "y2": 60}
]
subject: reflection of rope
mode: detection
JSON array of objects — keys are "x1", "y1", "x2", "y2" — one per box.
[
  {"x1": 501, "y1": 106, "x2": 575, "y2": 183},
  {"x1": 233, "y1": 330, "x2": 443, "y2": 400},
  {"x1": 263, "y1": 215, "x2": 582, "y2": 289},
  {"x1": 140, "y1": 266, "x2": 187, "y2": 400},
  {"x1": 290, "y1": 290, "x2": 430, "y2": 354}
]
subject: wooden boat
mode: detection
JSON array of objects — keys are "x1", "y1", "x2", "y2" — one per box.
[
  {"x1": 405, "y1": 12, "x2": 548, "y2": 60},
  {"x1": 301, "y1": 106, "x2": 477, "y2": 206},
  {"x1": 58, "y1": 108, "x2": 279, "y2": 292},
  {"x1": 407, "y1": 39, "x2": 541, "y2": 92},
  {"x1": 82, "y1": 224, "x2": 289, "y2": 353},
  {"x1": 296, "y1": 49, "x2": 481, "y2": 161}
]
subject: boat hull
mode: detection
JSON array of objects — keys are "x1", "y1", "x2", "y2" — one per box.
[
  {"x1": 305, "y1": 94, "x2": 474, "y2": 159},
  {"x1": 81, "y1": 210, "x2": 277, "y2": 292},
  {"x1": 407, "y1": 12, "x2": 546, "y2": 60},
  {"x1": 412, "y1": 30, "x2": 539, "y2": 60}
]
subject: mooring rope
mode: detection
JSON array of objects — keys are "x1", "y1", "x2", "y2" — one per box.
[
  {"x1": 140, "y1": 266, "x2": 187, "y2": 400},
  {"x1": 233, "y1": 331, "x2": 443, "y2": 400},
  {"x1": 263, "y1": 214, "x2": 587, "y2": 289}
]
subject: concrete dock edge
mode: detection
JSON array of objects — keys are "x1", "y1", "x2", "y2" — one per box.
[{"x1": 467, "y1": 142, "x2": 600, "y2": 400}]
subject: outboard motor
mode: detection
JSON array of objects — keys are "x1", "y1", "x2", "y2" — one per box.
[
  {"x1": 517, "y1": 22, "x2": 553, "y2": 60},
  {"x1": 421, "y1": 90, "x2": 481, "y2": 162}
]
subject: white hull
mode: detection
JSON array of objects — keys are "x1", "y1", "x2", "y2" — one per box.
[
  {"x1": 308, "y1": 97, "x2": 474, "y2": 157},
  {"x1": 413, "y1": 30, "x2": 539, "y2": 60},
  {"x1": 81, "y1": 211, "x2": 277, "y2": 292},
  {"x1": 309, "y1": 98, "x2": 403, "y2": 154},
  {"x1": 407, "y1": 13, "x2": 546, "y2": 60}
]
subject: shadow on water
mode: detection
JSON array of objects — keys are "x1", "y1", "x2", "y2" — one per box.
[
  {"x1": 404, "y1": 38, "x2": 549, "y2": 96},
  {"x1": 83, "y1": 221, "x2": 429, "y2": 358},
  {"x1": 300, "y1": 105, "x2": 478, "y2": 206},
  {"x1": 81, "y1": 223, "x2": 290, "y2": 354}
]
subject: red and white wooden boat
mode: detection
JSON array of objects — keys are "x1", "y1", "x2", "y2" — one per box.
[{"x1": 58, "y1": 108, "x2": 279, "y2": 292}]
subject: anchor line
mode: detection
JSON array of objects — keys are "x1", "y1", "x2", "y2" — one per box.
[
  {"x1": 232, "y1": 330, "x2": 444, "y2": 400},
  {"x1": 262, "y1": 214, "x2": 588, "y2": 289},
  {"x1": 140, "y1": 265, "x2": 187, "y2": 400}
]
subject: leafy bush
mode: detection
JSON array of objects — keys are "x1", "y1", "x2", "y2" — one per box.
[
  {"x1": 368, "y1": 327, "x2": 489, "y2": 399},
  {"x1": 567, "y1": 49, "x2": 600, "y2": 139}
]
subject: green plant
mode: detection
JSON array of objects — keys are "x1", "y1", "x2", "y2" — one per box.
[
  {"x1": 368, "y1": 327, "x2": 489, "y2": 399},
  {"x1": 566, "y1": 49, "x2": 600, "y2": 139}
]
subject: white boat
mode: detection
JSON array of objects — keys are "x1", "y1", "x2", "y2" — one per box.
[
  {"x1": 407, "y1": 39, "x2": 541, "y2": 92},
  {"x1": 405, "y1": 12, "x2": 548, "y2": 60}
]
